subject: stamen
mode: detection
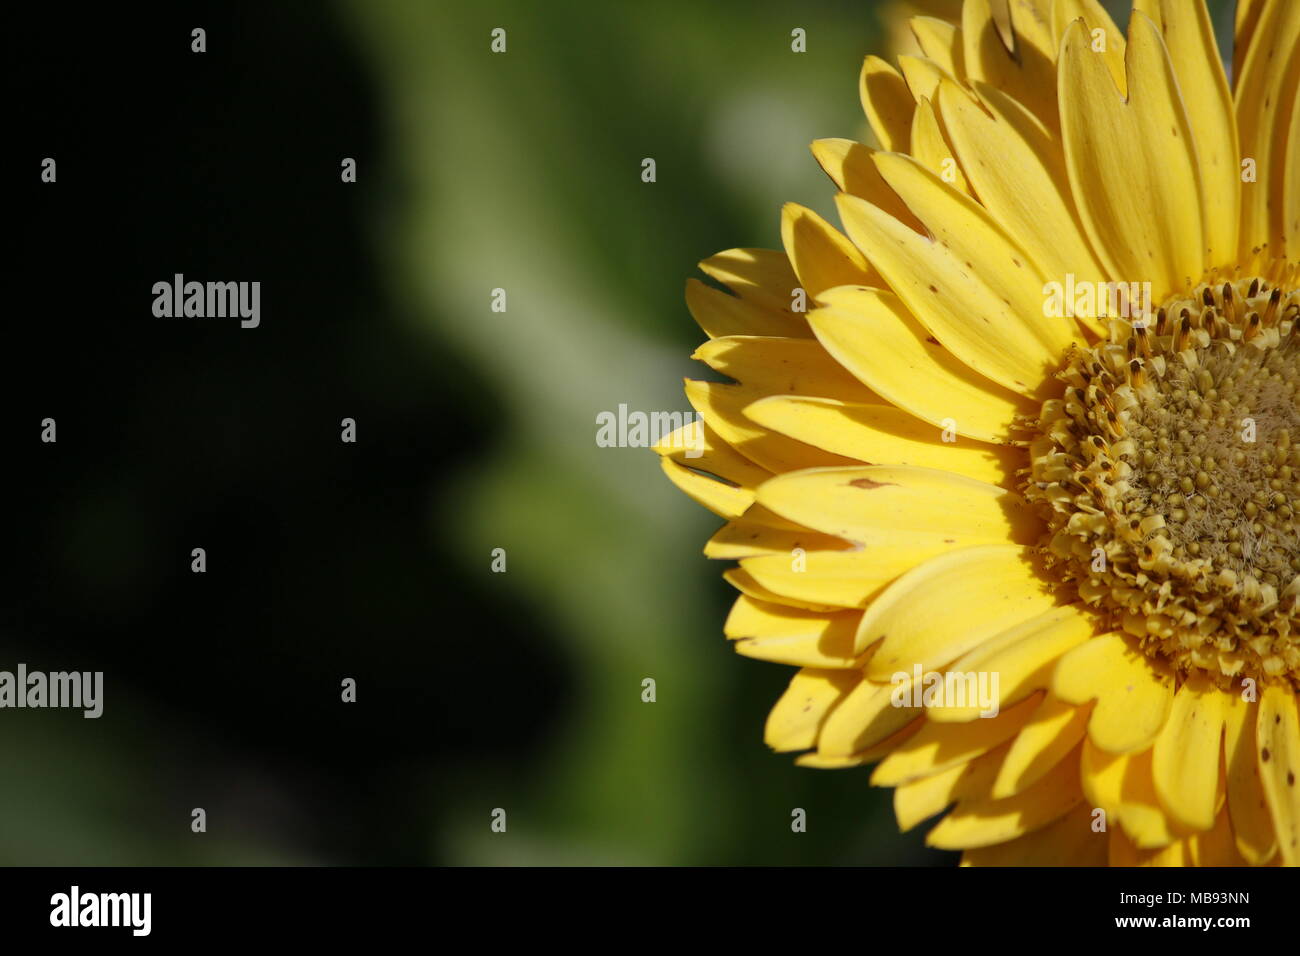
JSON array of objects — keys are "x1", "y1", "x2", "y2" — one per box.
[{"x1": 1263, "y1": 288, "x2": 1282, "y2": 326}]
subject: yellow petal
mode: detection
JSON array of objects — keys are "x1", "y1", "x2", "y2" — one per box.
[
  {"x1": 1058, "y1": 14, "x2": 1204, "y2": 302},
  {"x1": 961, "y1": 801, "x2": 1108, "y2": 866},
  {"x1": 1108, "y1": 827, "x2": 1192, "y2": 866},
  {"x1": 781, "y1": 203, "x2": 881, "y2": 298},
  {"x1": 1053, "y1": 633, "x2": 1175, "y2": 754},
  {"x1": 938, "y1": 78, "x2": 1110, "y2": 336},
  {"x1": 1234, "y1": 0, "x2": 1268, "y2": 74},
  {"x1": 685, "y1": 380, "x2": 857, "y2": 474},
  {"x1": 910, "y1": 15, "x2": 964, "y2": 77},
  {"x1": 744, "y1": 396, "x2": 1020, "y2": 485},
  {"x1": 964, "y1": 0, "x2": 1059, "y2": 133},
  {"x1": 685, "y1": 278, "x2": 813, "y2": 340},
  {"x1": 739, "y1": 547, "x2": 913, "y2": 610},
  {"x1": 1285, "y1": 62, "x2": 1300, "y2": 259},
  {"x1": 894, "y1": 740, "x2": 1013, "y2": 831},
  {"x1": 872, "y1": 151, "x2": 1079, "y2": 362},
  {"x1": 836, "y1": 190, "x2": 1069, "y2": 397},
  {"x1": 907, "y1": 97, "x2": 970, "y2": 195},
  {"x1": 1190, "y1": 806, "x2": 1249, "y2": 866},
  {"x1": 894, "y1": 761, "x2": 967, "y2": 832},
  {"x1": 724, "y1": 594, "x2": 851, "y2": 638},
  {"x1": 1081, "y1": 741, "x2": 1182, "y2": 848},
  {"x1": 993, "y1": 693, "x2": 1091, "y2": 798},
  {"x1": 872, "y1": 692, "x2": 1042, "y2": 787},
  {"x1": 723, "y1": 566, "x2": 840, "y2": 613},
  {"x1": 817, "y1": 671, "x2": 923, "y2": 758},
  {"x1": 658, "y1": 457, "x2": 752, "y2": 521},
  {"x1": 735, "y1": 628, "x2": 859, "y2": 669},
  {"x1": 862, "y1": 544, "x2": 1059, "y2": 680},
  {"x1": 764, "y1": 668, "x2": 861, "y2": 752},
  {"x1": 1051, "y1": 0, "x2": 1127, "y2": 96},
  {"x1": 925, "y1": 738, "x2": 1083, "y2": 849},
  {"x1": 1133, "y1": 0, "x2": 1240, "y2": 270},
  {"x1": 1151, "y1": 672, "x2": 1228, "y2": 833},
  {"x1": 796, "y1": 718, "x2": 922, "y2": 768},
  {"x1": 701, "y1": 513, "x2": 822, "y2": 558},
  {"x1": 1078, "y1": 738, "x2": 1126, "y2": 815},
  {"x1": 809, "y1": 139, "x2": 924, "y2": 233},
  {"x1": 859, "y1": 55, "x2": 914, "y2": 152},
  {"x1": 755, "y1": 464, "x2": 1040, "y2": 549},
  {"x1": 898, "y1": 55, "x2": 948, "y2": 105},
  {"x1": 1223, "y1": 692, "x2": 1278, "y2": 864},
  {"x1": 698, "y1": 248, "x2": 802, "y2": 314},
  {"x1": 809, "y1": 286, "x2": 1033, "y2": 443},
  {"x1": 1232, "y1": 1, "x2": 1300, "y2": 262},
  {"x1": 693, "y1": 336, "x2": 880, "y2": 404},
  {"x1": 654, "y1": 416, "x2": 769, "y2": 520},
  {"x1": 721, "y1": 502, "x2": 804, "y2": 532},
  {"x1": 653, "y1": 420, "x2": 769, "y2": 487},
  {"x1": 1257, "y1": 683, "x2": 1300, "y2": 866},
  {"x1": 886, "y1": 0, "x2": 964, "y2": 54},
  {"x1": 927, "y1": 604, "x2": 1093, "y2": 722},
  {"x1": 704, "y1": 519, "x2": 847, "y2": 560},
  {"x1": 727, "y1": 600, "x2": 861, "y2": 669},
  {"x1": 1002, "y1": 0, "x2": 1057, "y2": 73}
]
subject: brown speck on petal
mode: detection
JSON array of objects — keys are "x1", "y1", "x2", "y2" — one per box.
[{"x1": 848, "y1": 478, "x2": 898, "y2": 490}]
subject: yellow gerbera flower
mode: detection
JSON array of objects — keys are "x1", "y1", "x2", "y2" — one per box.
[{"x1": 658, "y1": 0, "x2": 1299, "y2": 866}]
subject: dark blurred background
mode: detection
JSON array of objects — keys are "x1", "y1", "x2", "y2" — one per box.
[{"x1": 4, "y1": 0, "x2": 1231, "y2": 865}]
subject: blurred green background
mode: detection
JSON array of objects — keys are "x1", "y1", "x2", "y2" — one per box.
[
  {"x1": 4, "y1": 0, "x2": 1237, "y2": 866},
  {"x1": 343, "y1": 0, "x2": 946, "y2": 865}
]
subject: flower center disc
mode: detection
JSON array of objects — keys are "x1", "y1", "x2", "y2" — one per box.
[{"x1": 1026, "y1": 277, "x2": 1300, "y2": 688}]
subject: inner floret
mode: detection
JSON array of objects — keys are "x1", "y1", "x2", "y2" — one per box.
[{"x1": 1024, "y1": 275, "x2": 1300, "y2": 687}]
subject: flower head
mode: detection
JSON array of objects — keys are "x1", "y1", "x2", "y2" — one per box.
[{"x1": 659, "y1": 0, "x2": 1299, "y2": 865}]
